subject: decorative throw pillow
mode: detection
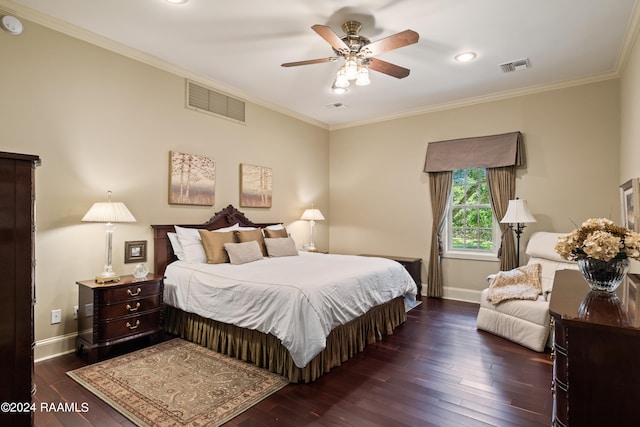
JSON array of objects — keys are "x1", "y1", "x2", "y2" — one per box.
[
  {"x1": 264, "y1": 227, "x2": 288, "y2": 238},
  {"x1": 264, "y1": 237, "x2": 298, "y2": 257},
  {"x1": 175, "y1": 224, "x2": 239, "y2": 263},
  {"x1": 198, "y1": 230, "x2": 236, "y2": 264},
  {"x1": 224, "y1": 241, "x2": 264, "y2": 265},
  {"x1": 236, "y1": 229, "x2": 267, "y2": 256},
  {"x1": 486, "y1": 263, "x2": 542, "y2": 304}
]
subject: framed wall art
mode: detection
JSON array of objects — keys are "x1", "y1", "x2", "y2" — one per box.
[
  {"x1": 169, "y1": 151, "x2": 215, "y2": 205},
  {"x1": 124, "y1": 240, "x2": 147, "y2": 264},
  {"x1": 620, "y1": 178, "x2": 640, "y2": 232},
  {"x1": 240, "y1": 163, "x2": 272, "y2": 208}
]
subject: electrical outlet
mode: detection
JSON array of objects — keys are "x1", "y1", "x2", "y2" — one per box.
[
  {"x1": 51, "y1": 309, "x2": 61, "y2": 324},
  {"x1": 73, "y1": 305, "x2": 79, "y2": 319}
]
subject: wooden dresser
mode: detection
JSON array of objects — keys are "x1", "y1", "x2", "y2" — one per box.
[
  {"x1": 76, "y1": 274, "x2": 164, "y2": 362},
  {"x1": 0, "y1": 152, "x2": 40, "y2": 427},
  {"x1": 549, "y1": 269, "x2": 640, "y2": 426}
]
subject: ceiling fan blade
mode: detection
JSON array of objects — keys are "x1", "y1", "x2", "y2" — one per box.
[
  {"x1": 360, "y1": 29, "x2": 419, "y2": 57},
  {"x1": 311, "y1": 24, "x2": 350, "y2": 55},
  {"x1": 281, "y1": 57, "x2": 340, "y2": 67},
  {"x1": 368, "y1": 58, "x2": 411, "y2": 79}
]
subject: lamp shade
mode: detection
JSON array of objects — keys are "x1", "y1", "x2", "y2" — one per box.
[
  {"x1": 82, "y1": 191, "x2": 136, "y2": 223},
  {"x1": 500, "y1": 199, "x2": 536, "y2": 224},
  {"x1": 300, "y1": 208, "x2": 325, "y2": 221}
]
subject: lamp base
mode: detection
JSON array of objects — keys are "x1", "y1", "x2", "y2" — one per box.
[{"x1": 95, "y1": 272, "x2": 120, "y2": 284}]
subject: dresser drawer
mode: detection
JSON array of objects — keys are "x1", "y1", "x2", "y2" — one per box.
[
  {"x1": 98, "y1": 281, "x2": 162, "y2": 304},
  {"x1": 97, "y1": 310, "x2": 161, "y2": 342},
  {"x1": 98, "y1": 294, "x2": 161, "y2": 319}
]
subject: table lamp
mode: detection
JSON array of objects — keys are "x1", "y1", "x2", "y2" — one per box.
[
  {"x1": 300, "y1": 205, "x2": 325, "y2": 252},
  {"x1": 82, "y1": 191, "x2": 136, "y2": 283}
]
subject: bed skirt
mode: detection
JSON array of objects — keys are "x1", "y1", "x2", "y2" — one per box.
[{"x1": 163, "y1": 297, "x2": 407, "y2": 383}]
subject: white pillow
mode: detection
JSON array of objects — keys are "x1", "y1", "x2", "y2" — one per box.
[
  {"x1": 224, "y1": 241, "x2": 264, "y2": 265},
  {"x1": 264, "y1": 237, "x2": 298, "y2": 257},
  {"x1": 265, "y1": 224, "x2": 284, "y2": 230},
  {"x1": 174, "y1": 224, "x2": 240, "y2": 263},
  {"x1": 167, "y1": 232, "x2": 185, "y2": 261}
]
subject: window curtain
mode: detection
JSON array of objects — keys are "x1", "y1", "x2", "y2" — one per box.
[
  {"x1": 487, "y1": 166, "x2": 516, "y2": 271},
  {"x1": 427, "y1": 171, "x2": 452, "y2": 297},
  {"x1": 423, "y1": 132, "x2": 524, "y2": 296}
]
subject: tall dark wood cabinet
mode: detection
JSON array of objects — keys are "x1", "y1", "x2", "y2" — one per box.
[
  {"x1": 0, "y1": 152, "x2": 40, "y2": 426},
  {"x1": 549, "y1": 269, "x2": 640, "y2": 427}
]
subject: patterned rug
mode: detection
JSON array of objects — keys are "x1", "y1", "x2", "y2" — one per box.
[{"x1": 67, "y1": 339, "x2": 289, "y2": 426}]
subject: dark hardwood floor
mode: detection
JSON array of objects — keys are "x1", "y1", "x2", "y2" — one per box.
[{"x1": 34, "y1": 298, "x2": 553, "y2": 426}]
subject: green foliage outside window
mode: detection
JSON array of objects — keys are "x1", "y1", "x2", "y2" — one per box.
[{"x1": 450, "y1": 168, "x2": 494, "y2": 251}]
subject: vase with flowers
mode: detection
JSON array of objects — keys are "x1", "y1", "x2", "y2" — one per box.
[{"x1": 555, "y1": 218, "x2": 640, "y2": 292}]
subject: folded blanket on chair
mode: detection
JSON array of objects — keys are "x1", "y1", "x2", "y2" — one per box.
[{"x1": 486, "y1": 263, "x2": 542, "y2": 304}]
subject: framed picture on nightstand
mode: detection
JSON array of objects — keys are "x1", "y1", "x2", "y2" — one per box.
[{"x1": 125, "y1": 240, "x2": 147, "y2": 263}]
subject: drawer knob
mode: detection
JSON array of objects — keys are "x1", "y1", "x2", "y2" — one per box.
[
  {"x1": 126, "y1": 302, "x2": 141, "y2": 312},
  {"x1": 126, "y1": 320, "x2": 140, "y2": 330},
  {"x1": 127, "y1": 287, "x2": 142, "y2": 297}
]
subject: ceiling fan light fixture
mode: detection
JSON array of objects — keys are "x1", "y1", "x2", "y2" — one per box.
[
  {"x1": 355, "y1": 66, "x2": 370, "y2": 86},
  {"x1": 344, "y1": 56, "x2": 359, "y2": 80},
  {"x1": 331, "y1": 84, "x2": 348, "y2": 94},
  {"x1": 335, "y1": 66, "x2": 350, "y2": 88},
  {"x1": 455, "y1": 51, "x2": 477, "y2": 63}
]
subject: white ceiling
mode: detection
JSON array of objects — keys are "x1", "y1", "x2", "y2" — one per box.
[{"x1": 5, "y1": 0, "x2": 640, "y2": 128}]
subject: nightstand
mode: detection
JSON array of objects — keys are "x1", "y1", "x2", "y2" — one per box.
[{"x1": 76, "y1": 274, "x2": 164, "y2": 363}]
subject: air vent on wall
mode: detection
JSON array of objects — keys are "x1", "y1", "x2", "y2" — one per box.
[
  {"x1": 186, "y1": 80, "x2": 245, "y2": 123},
  {"x1": 498, "y1": 58, "x2": 531, "y2": 73}
]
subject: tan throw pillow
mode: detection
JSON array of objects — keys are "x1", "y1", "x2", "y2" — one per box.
[
  {"x1": 264, "y1": 227, "x2": 288, "y2": 238},
  {"x1": 264, "y1": 237, "x2": 298, "y2": 257},
  {"x1": 198, "y1": 230, "x2": 235, "y2": 264},
  {"x1": 486, "y1": 263, "x2": 542, "y2": 304},
  {"x1": 236, "y1": 229, "x2": 267, "y2": 256},
  {"x1": 224, "y1": 241, "x2": 264, "y2": 265}
]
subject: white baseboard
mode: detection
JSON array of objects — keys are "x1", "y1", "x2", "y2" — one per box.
[
  {"x1": 35, "y1": 332, "x2": 77, "y2": 363},
  {"x1": 442, "y1": 286, "x2": 482, "y2": 304}
]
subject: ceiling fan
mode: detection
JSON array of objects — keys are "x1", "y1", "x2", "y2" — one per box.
[{"x1": 281, "y1": 21, "x2": 419, "y2": 93}]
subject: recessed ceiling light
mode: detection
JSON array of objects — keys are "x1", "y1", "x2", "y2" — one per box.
[{"x1": 455, "y1": 52, "x2": 477, "y2": 63}]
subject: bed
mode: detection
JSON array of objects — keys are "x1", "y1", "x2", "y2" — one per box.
[{"x1": 152, "y1": 205, "x2": 418, "y2": 382}]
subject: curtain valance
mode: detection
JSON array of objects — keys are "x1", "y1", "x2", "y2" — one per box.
[{"x1": 423, "y1": 131, "x2": 524, "y2": 172}]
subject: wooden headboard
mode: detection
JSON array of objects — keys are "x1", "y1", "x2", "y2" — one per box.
[{"x1": 151, "y1": 204, "x2": 279, "y2": 275}]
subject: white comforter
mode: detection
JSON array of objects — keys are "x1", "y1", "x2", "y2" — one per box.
[{"x1": 164, "y1": 252, "x2": 418, "y2": 367}]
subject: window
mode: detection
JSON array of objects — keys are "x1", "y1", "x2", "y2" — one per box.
[{"x1": 445, "y1": 168, "x2": 499, "y2": 259}]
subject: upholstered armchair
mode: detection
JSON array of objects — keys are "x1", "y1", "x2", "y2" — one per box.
[{"x1": 476, "y1": 232, "x2": 578, "y2": 351}]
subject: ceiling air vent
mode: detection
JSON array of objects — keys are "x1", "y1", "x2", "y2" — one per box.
[
  {"x1": 498, "y1": 58, "x2": 531, "y2": 73},
  {"x1": 326, "y1": 102, "x2": 347, "y2": 111},
  {"x1": 186, "y1": 80, "x2": 245, "y2": 123}
]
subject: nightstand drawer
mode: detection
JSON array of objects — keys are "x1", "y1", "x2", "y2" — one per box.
[
  {"x1": 98, "y1": 294, "x2": 162, "y2": 319},
  {"x1": 98, "y1": 281, "x2": 162, "y2": 304},
  {"x1": 97, "y1": 310, "x2": 162, "y2": 342}
]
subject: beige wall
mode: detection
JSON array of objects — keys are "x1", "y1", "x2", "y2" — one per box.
[
  {"x1": 620, "y1": 27, "x2": 640, "y2": 274},
  {"x1": 0, "y1": 21, "x2": 330, "y2": 360},
  {"x1": 330, "y1": 79, "x2": 621, "y2": 301},
  {"x1": 621, "y1": 29, "x2": 640, "y2": 184}
]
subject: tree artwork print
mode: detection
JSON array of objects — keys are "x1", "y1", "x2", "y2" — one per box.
[
  {"x1": 240, "y1": 164, "x2": 272, "y2": 208},
  {"x1": 169, "y1": 151, "x2": 215, "y2": 205}
]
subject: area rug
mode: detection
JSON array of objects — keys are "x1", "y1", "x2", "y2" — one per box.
[{"x1": 67, "y1": 339, "x2": 289, "y2": 426}]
